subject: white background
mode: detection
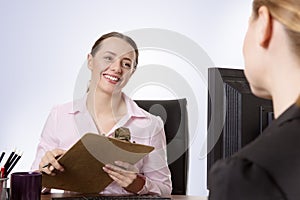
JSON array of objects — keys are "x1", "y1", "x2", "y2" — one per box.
[{"x1": 0, "y1": 0, "x2": 252, "y2": 196}]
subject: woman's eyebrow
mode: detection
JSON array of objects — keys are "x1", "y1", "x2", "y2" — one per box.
[
  {"x1": 122, "y1": 57, "x2": 133, "y2": 62},
  {"x1": 103, "y1": 51, "x2": 117, "y2": 56},
  {"x1": 104, "y1": 51, "x2": 133, "y2": 62}
]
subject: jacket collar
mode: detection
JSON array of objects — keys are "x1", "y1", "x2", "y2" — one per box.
[{"x1": 276, "y1": 95, "x2": 300, "y2": 126}]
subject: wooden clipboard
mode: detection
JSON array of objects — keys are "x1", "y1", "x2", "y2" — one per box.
[{"x1": 42, "y1": 133, "x2": 154, "y2": 193}]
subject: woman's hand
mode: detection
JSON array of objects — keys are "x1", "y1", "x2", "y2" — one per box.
[
  {"x1": 103, "y1": 161, "x2": 145, "y2": 193},
  {"x1": 39, "y1": 149, "x2": 66, "y2": 176}
]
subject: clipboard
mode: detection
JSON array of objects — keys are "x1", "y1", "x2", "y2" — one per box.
[{"x1": 42, "y1": 133, "x2": 154, "y2": 193}]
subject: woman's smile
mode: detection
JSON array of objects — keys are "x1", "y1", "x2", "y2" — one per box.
[{"x1": 102, "y1": 73, "x2": 121, "y2": 84}]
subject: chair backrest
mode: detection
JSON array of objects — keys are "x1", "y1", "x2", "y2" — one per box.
[{"x1": 135, "y1": 99, "x2": 189, "y2": 195}]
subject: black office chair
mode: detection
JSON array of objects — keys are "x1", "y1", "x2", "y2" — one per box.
[{"x1": 135, "y1": 99, "x2": 189, "y2": 195}]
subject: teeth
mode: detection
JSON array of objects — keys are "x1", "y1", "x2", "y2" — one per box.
[{"x1": 104, "y1": 74, "x2": 119, "y2": 82}]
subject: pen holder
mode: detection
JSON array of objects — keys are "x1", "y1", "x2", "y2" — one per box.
[
  {"x1": 10, "y1": 172, "x2": 42, "y2": 200},
  {"x1": 0, "y1": 177, "x2": 9, "y2": 200}
]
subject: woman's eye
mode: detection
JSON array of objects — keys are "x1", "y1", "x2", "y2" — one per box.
[
  {"x1": 104, "y1": 56, "x2": 113, "y2": 62},
  {"x1": 122, "y1": 62, "x2": 132, "y2": 69}
]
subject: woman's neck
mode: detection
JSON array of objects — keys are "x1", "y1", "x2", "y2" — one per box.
[
  {"x1": 269, "y1": 63, "x2": 300, "y2": 118},
  {"x1": 86, "y1": 90, "x2": 124, "y2": 117},
  {"x1": 86, "y1": 90, "x2": 127, "y2": 134},
  {"x1": 272, "y1": 90, "x2": 300, "y2": 118}
]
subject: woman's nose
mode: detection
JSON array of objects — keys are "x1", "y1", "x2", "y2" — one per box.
[{"x1": 109, "y1": 59, "x2": 122, "y2": 73}]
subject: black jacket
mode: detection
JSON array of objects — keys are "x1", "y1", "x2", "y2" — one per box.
[{"x1": 208, "y1": 98, "x2": 300, "y2": 200}]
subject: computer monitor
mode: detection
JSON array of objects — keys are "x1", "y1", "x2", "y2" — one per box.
[{"x1": 207, "y1": 67, "x2": 274, "y2": 175}]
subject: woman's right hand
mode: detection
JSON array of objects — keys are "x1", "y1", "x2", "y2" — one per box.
[{"x1": 39, "y1": 149, "x2": 66, "y2": 175}]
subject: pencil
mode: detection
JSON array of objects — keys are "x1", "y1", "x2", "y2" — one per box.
[
  {"x1": 0, "y1": 167, "x2": 4, "y2": 178},
  {"x1": 4, "y1": 149, "x2": 15, "y2": 169},
  {"x1": 8, "y1": 151, "x2": 18, "y2": 166},
  {"x1": 6, "y1": 152, "x2": 22, "y2": 177},
  {"x1": 0, "y1": 152, "x2": 5, "y2": 164}
]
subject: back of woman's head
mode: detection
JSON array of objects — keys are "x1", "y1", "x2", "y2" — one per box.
[{"x1": 252, "y1": 0, "x2": 300, "y2": 56}]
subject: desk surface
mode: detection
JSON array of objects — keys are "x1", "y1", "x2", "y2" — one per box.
[{"x1": 41, "y1": 193, "x2": 208, "y2": 200}]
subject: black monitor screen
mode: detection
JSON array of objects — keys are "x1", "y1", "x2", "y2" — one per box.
[{"x1": 207, "y1": 67, "x2": 274, "y2": 176}]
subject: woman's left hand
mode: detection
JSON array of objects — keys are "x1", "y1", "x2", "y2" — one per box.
[{"x1": 103, "y1": 161, "x2": 139, "y2": 188}]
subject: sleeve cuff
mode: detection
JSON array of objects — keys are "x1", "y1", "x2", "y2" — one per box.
[{"x1": 125, "y1": 174, "x2": 146, "y2": 194}]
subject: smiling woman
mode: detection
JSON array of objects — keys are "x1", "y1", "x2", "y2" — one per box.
[
  {"x1": 87, "y1": 36, "x2": 136, "y2": 97},
  {"x1": 30, "y1": 32, "x2": 172, "y2": 195}
]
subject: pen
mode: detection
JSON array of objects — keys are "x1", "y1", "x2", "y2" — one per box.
[
  {"x1": 42, "y1": 155, "x2": 61, "y2": 168},
  {"x1": 42, "y1": 163, "x2": 50, "y2": 168}
]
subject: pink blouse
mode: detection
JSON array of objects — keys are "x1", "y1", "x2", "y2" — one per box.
[{"x1": 31, "y1": 94, "x2": 172, "y2": 195}]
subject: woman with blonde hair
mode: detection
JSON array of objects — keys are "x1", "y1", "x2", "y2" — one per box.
[{"x1": 208, "y1": 0, "x2": 300, "y2": 199}]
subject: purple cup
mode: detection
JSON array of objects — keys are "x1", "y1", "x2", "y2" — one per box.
[{"x1": 10, "y1": 172, "x2": 42, "y2": 200}]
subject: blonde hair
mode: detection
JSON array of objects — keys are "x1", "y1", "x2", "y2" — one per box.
[{"x1": 252, "y1": 0, "x2": 300, "y2": 54}]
